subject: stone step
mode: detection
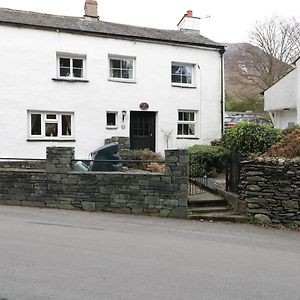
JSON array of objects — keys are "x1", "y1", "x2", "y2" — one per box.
[
  {"x1": 189, "y1": 206, "x2": 229, "y2": 213},
  {"x1": 188, "y1": 191, "x2": 227, "y2": 208},
  {"x1": 188, "y1": 211, "x2": 249, "y2": 223},
  {"x1": 188, "y1": 198, "x2": 227, "y2": 208}
]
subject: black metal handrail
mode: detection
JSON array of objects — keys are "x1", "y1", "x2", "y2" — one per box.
[
  {"x1": 0, "y1": 157, "x2": 45, "y2": 161},
  {"x1": 72, "y1": 159, "x2": 165, "y2": 163}
]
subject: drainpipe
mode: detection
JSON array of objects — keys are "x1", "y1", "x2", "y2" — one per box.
[{"x1": 219, "y1": 48, "x2": 225, "y2": 134}]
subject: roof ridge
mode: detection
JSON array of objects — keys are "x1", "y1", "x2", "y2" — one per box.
[
  {"x1": 0, "y1": 7, "x2": 82, "y2": 20},
  {"x1": 0, "y1": 7, "x2": 224, "y2": 49}
]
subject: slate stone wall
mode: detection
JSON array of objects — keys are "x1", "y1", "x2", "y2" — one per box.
[
  {"x1": 239, "y1": 158, "x2": 300, "y2": 224},
  {"x1": 0, "y1": 160, "x2": 46, "y2": 170},
  {"x1": 0, "y1": 147, "x2": 188, "y2": 218}
]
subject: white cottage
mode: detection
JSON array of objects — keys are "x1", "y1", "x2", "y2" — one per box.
[
  {"x1": 0, "y1": 1, "x2": 225, "y2": 158},
  {"x1": 264, "y1": 58, "x2": 300, "y2": 129}
]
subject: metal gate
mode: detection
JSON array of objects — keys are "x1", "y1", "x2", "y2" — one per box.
[{"x1": 188, "y1": 153, "x2": 208, "y2": 195}]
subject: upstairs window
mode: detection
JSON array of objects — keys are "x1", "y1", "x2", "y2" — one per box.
[
  {"x1": 171, "y1": 62, "x2": 194, "y2": 85},
  {"x1": 177, "y1": 110, "x2": 196, "y2": 137},
  {"x1": 29, "y1": 111, "x2": 73, "y2": 139},
  {"x1": 57, "y1": 53, "x2": 86, "y2": 80},
  {"x1": 109, "y1": 56, "x2": 135, "y2": 81}
]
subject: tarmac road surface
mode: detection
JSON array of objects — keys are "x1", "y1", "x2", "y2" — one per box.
[{"x1": 0, "y1": 206, "x2": 299, "y2": 300}]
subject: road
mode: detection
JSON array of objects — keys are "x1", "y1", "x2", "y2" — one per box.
[{"x1": 0, "y1": 206, "x2": 299, "y2": 300}]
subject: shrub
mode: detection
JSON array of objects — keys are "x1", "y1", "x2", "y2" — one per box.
[
  {"x1": 263, "y1": 127, "x2": 300, "y2": 158},
  {"x1": 221, "y1": 121, "x2": 282, "y2": 160},
  {"x1": 188, "y1": 145, "x2": 230, "y2": 177},
  {"x1": 119, "y1": 148, "x2": 164, "y2": 172},
  {"x1": 119, "y1": 148, "x2": 162, "y2": 161}
]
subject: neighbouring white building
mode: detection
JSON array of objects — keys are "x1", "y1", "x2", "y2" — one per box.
[
  {"x1": 264, "y1": 58, "x2": 300, "y2": 129},
  {"x1": 0, "y1": 1, "x2": 225, "y2": 159}
]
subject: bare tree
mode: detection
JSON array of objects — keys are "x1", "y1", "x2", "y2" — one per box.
[{"x1": 239, "y1": 16, "x2": 300, "y2": 92}]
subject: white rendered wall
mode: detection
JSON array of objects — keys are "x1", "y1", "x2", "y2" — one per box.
[
  {"x1": 264, "y1": 68, "x2": 297, "y2": 111},
  {"x1": 269, "y1": 109, "x2": 297, "y2": 129},
  {"x1": 0, "y1": 25, "x2": 223, "y2": 158}
]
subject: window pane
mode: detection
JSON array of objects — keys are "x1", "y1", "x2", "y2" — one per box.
[
  {"x1": 73, "y1": 68, "x2": 83, "y2": 78},
  {"x1": 172, "y1": 65, "x2": 179, "y2": 74},
  {"x1": 46, "y1": 114, "x2": 56, "y2": 120},
  {"x1": 189, "y1": 113, "x2": 195, "y2": 121},
  {"x1": 182, "y1": 66, "x2": 192, "y2": 76},
  {"x1": 177, "y1": 124, "x2": 183, "y2": 135},
  {"x1": 122, "y1": 70, "x2": 132, "y2": 79},
  {"x1": 182, "y1": 75, "x2": 192, "y2": 84},
  {"x1": 60, "y1": 58, "x2": 70, "y2": 67},
  {"x1": 189, "y1": 124, "x2": 195, "y2": 135},
  {"x1": 182, "y1": 124, "x2": 188, "y2": 135},
  {"x1": 31, "y1": 114, "x2": 41, "y2": 135},
  {"x1": 106, "y1": 113, "x2": 116, "y2": 126},
  {"x1": 122, "y1": 60, "x2": 133, "y2": 69},
  {"x1": 110, "y1": 59, "x2": 121, "y2": 69},
  {"x1": 60, "y1": 67, "x2": 70, "y2": 77},
  {"x1": 73, "y1": 59, "x2": 83, "y2": 68},
  {"x1": 178, "y1": 112, "x2": 183, "y2": 121},
  {"x1": 111, "y1": 69, "x2": 121, "y2": 78},
  {"x1": 172, "y1": 75, "x2": 181, "y2": 83},
  {"x1": 45, "y1": 123, "x2": 58, "y2": 137},
  {"x1": 172, "y1": 65, "x2": 182, "y2": 74},
  {"x1": 62, "y1": 115, "x2": 72, "y2": 136}
]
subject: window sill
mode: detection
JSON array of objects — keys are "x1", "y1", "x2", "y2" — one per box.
[
  {"x1": 52, "y1": 78, "x2": 89, "y2": 83},
  {"x1": 176, "y1": 136, "x2": 199, "y2": 140},
  {"x1": 171, "y1": 84, "x2": 196, "y2": 89},
  {"x1": 108, "y1": 78, "x2": 136, "y2": 84},
  {"x1": 106, "y1": 126, "x2": 118, "y2": 130},
  {"x1": 27, "y1": 138, "x2": 76, "y2": 142}
]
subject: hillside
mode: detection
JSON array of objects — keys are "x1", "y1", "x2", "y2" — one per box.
[{"x1": 224, "y1": 42, "x2": 263, "y2": 100}]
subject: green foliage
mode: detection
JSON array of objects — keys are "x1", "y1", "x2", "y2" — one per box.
[
  {"x1": 225, "y1": 95, "x2": 264, "y2": 113},
  {"x1": 282, "y1": 124, "x2": 300, "y2": 135},
  {"x1": 188, "y1": 145, "x2": 230, "y2": 177},
  {"x1": 221, "y1": 121, "x2": 282, "y2": 159}
]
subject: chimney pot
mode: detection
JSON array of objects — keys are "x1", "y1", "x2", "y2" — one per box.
[
  {"x1": 186, "y1": 10, "x2": 193, "y2": 17},
  {"x1": 84, "y1": 0, "x2": 99, "y2": 19}
]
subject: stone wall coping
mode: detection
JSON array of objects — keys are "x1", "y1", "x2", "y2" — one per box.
[
  {"x1": 69, "y1": 171, "x2": 165, "y2": 176},
  {"x1": 241, "y1": 157, "x2": 300, "y2": 166},
  {"x1": 0, "y1": 168, "x2": 45, "y2": 173}
]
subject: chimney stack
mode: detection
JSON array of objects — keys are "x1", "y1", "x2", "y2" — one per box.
[
  {"x1": 84, "y1": 0, "x2": 99, "y2": 19},
  {"x1": 177, "y1": 10, "x2": 201, "y2": 33}
]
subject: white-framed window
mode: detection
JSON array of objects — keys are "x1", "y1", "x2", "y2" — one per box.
[
  {"x1": 171, "y1": 62, "x2": 194, "y2": 86},
  {"x1": 106, "y1": 111, "x2": 118, "y2": 129},
  {"x1": 177, "y1": 110, "x2": 197, "y2": 137},
  {"x1": 57, "y1": 53, "x2": 86, "y2": 80},
  {"x1": 28, "y1": 111, "x2": 74, "y2": 139},
  {"x1": 109, "y1": 55, "x2": 135, "y2": 81}
]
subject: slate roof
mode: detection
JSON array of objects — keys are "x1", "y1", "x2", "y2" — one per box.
[{"x1": 0, "y1": 8, "x2": 224, "y2": 50}]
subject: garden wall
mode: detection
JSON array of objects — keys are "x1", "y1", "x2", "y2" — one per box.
[
  {"x1": 0, "y1": 160, "x2": 46, "y2": 170},
  {"x1": 239, "y1": 158, "x2": 300, "y2": 224},
  {"x1": 0, "y1": 147, "x2": 188, "y2": 218}
]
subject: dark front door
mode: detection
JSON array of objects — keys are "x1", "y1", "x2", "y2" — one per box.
[{"x1": 130, "y1": 111, "x2": 156, "y2": 151}]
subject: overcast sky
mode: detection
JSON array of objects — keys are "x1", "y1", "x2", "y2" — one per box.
[{"x1": 0, "y1": 0, "x2": 299, "y2": 43}]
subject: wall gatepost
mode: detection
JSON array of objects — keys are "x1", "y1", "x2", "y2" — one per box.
[
  {"x1": 46, "y1": 147, "x2": 75, "y2": 173},
  {"x1": 164, "y1": 149, "x2": 189, "y2": 218}
]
